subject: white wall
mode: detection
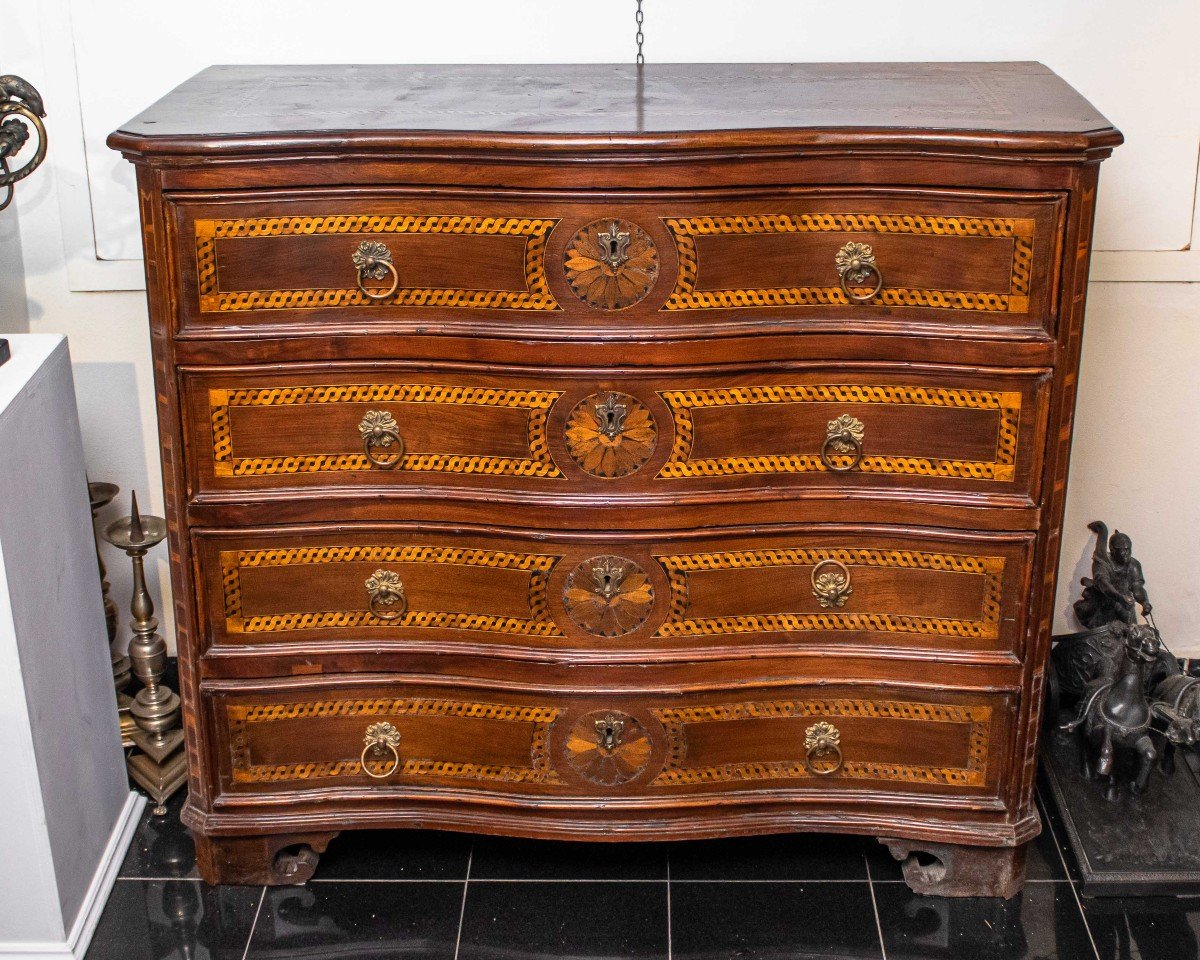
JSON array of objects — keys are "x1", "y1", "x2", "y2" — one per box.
[
  {"x1": 2, "y1": 0, "x2": 1198, "y2": 651},
  {"x1": 0, "y1": 203, "x2": 28, "y2": 332}
]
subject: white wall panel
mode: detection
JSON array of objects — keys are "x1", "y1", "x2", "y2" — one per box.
[{"x1": 62, "y1": 0, "x2": 1200, "y2": 280}]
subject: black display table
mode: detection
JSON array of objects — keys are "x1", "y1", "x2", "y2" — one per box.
[{"x1": 1041, "y1": 724, "x2": 1200, "y2": 896}]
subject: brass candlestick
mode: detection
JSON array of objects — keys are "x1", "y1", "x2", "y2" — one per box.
[
  {"x1": 89, "y1": 480, "x2": 136, "y2": 747},
  {"x1": 104, "y1": 491, "x2": 185, "y2": 815}
]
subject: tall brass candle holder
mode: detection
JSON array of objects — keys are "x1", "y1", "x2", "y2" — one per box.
[
  {"x1": 89, "y1": 480, "x2": 135, "y2": 747},
  {"x1": 104, "y1": 491, "x2": 185, "y2": 815}
]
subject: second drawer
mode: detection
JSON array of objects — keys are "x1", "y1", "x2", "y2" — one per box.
[
  {"x1": 194, "y1": 523, "x2": 1035, "y2": 660},
  {"x1": 182, "y1": 362, "x2": 1051, "y2": 509}
]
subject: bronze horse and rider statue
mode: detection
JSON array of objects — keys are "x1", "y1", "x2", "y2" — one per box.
[{"x1": 1051, "y1": 522, "x2": 1200, "y2": 799}]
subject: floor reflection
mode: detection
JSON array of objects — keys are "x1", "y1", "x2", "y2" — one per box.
[
  {"x1": 85, "y1": 880, "x2": 260, "y2": 960},
  {"x1": 874, "y1": 882, "x2": 1094, "y2": 959},
  {"x1": 1085, "y1": 895, "x2": 1200, "y2": 960},
  {"x1": 244, "y1": 882, "x2": 462, "y2": 960}
]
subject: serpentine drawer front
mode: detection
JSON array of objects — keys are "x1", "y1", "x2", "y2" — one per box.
[
  {"x1": 171, "y1": 190, "x2": 1063, "y2": 339},
  {"x1": 209, "y1": 678, "x2": 1013, "y2": 804},
  {"x1": 111, "y1": 62, "x2": 1119, "y2": 891},
  {"x1": 193, "y1": 524, "x2": 1035, "y2": 658},
  {"x1": 183, "y1": 363, "x2": 1050, "y2": 505}
]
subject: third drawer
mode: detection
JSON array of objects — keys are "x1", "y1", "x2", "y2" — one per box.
[{"x1": 193, "y1": 522, "x2": 1036, "y2": 661}]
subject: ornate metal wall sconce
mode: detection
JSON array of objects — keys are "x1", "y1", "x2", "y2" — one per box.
[
  {"x1": 103, "y1": 492, "x2": 186, "y2": 815},
  {"x1": 0, "y1": 74, "x2": 47, "y2": 213},
  {"x1": 0, "y1": 74, "x2": 45, "y2": 368}
]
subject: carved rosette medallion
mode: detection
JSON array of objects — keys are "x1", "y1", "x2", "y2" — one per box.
[
  {"x1": 561, "y1": 710, "x2": 652, "y2": 785},
  {"x1": 562, "y1": 555, "x2": 655, "y2": 637},
  {"x1": 564, "y1": 392, "x2": 658, "y2": 478},
  {"x1": 563, "y1": 219, "x2": 659, "y2": 310}
]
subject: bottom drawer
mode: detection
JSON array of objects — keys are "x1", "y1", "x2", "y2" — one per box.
[{"x1": 210, "y1": 678, "x2": 1014, "y2": 805}]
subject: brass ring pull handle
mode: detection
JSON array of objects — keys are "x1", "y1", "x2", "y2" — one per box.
[
  {"x1": 835, "y1": 242, "x2": 884, "y2": 303},
  {"x1": 804, "y1": 721, "x2": 844, "y2": 776},
  {"x1": 358, "y1": 410, "x2": 404, "y2": 469},
  {"x1": 352, "y1": 240, "x2": 400, "y2": 301},
  {"x1": 365, "y1": 569, "x2": 407, "y2": 621},
  {"x1": 820, "y1": 414, "x2": 865, "y2": 472},
  {"x1": 811, "y1": 558, "x2": 852, "y2": 608},
  {"x1": 361, "y1": 721, "x2": 401, "y2": 779}
]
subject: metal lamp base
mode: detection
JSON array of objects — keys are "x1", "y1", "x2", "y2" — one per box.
[
  {"x1": 127, "y1": 728, "x2": 187, "y2": 816},
  {"x1": 128, "y1": 752, "x2": 187, "y2": 817}
]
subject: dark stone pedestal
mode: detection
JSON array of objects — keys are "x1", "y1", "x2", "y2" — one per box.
[
  {"x1": 0, "y1": 340, "x2": 10, "y2": 367},
  {"x1": 1041, "y1": 724, "x2": 1200, "y2": 896}
]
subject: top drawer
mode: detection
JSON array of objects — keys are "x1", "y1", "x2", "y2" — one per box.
[{"x1": 170, "y1": 189, "x2": 1065, "y2": 342}]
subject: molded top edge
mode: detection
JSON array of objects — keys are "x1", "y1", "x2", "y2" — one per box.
[{"x1": 108, "y1": 62, "x2": 1121, "y2": 159}]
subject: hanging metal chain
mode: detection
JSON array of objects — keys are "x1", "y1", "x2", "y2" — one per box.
[{"x1": 635, "y1": 0, "x2": 645, "y2": 65}]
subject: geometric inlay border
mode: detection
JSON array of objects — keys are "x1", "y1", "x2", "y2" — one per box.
[
  {"x1": 653, "y1": 548, "x2": 1005, "y2": 639},
  {"x1": 652, "y1": 697, "x2": 992, "y2": 786},
  {"x1": 662, "y1": 213, "x2": 1034, "y2": 313},
  {"x1": 196, "y1": 215, "x2": 561, "y2": 312},
  {"x1": 209, "y1": 383, "x2": 564, "y2": 478},
  {"x1": 219, "y1": 545, "x2": 564, "y2": 636},
  {"x1": 227, "y1": 696, "x2": 563, "y2": 784},
  {"x1": 657, "y1": 384, "x2": 1022, "y2": 481}
]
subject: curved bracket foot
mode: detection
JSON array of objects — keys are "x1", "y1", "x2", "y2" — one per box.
[
  {"x1": 879, "y1": 838, "x2": 1027, "y2": 899},
  {"x1": 195, "y1": 831, "x2": 339, "y2": 885}
]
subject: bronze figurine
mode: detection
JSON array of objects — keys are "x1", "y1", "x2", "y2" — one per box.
[
  {"x1": 1151, "y1": 672, "x2": 1200, "y2": 775},
  {"x1": 1061, "y1": 623, "x2": 1162, "y2": 798},
  {"x1": 1074, "y1": 521, "x2": 1151, "y2": 628},
  {"x1": 1051, "y1": 520, "x2": 1200, "y2": 799}
]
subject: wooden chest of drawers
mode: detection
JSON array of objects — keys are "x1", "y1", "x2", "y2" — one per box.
[{"x1": 110, "y1": 62, "x2": 1120, "y2": 896}]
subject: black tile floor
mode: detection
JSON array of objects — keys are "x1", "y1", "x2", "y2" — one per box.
[{"x1": 90, "y1": 786, "x2": 1200, "y2": 960}]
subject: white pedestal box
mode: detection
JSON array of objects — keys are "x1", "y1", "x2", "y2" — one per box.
[{"x1": 0, "y1": 336, "x2": 142, "y2": 960}]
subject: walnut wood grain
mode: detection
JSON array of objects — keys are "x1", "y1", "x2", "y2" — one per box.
[
  {"x1": 111, "y1": 62, "x2": 1119, "y2": 896},
  {"x1": 209, "y1": 676, "x2": 1011, "y2": 802},
  {"x1": 180, "y1": 361, "x2": 1051, "y2": 512},
  {"x1": 190, "y1": 523, "x2": 1035, "y2": 662},
  {"x1": 168, "y1": 190, "x2": 1063, "y2": 340},
  {"x1": 107, "y1": 63, "x2": 1119, "y2": 156}
]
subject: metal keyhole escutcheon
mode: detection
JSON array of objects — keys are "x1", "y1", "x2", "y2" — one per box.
[
  {"x1": 593, "y1": 559, "x2": 626, "y2": 600},
  {"x1": 596, "y1": 393, "x2": 628, "y2": 439},
  {"x1": 597, "y1": 222, "x2": 632, "y2": 269},
  {"x1": 596, "y1": 713, "x2": 625, "y2": 752}
]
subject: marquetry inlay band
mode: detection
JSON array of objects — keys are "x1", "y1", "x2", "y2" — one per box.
[
  {"x1": 657, "y1": 384, "x2": 1022, "y2": 482},
  {"x1": 195, "y1": 215, "x2": 561, "y2": 312},
  {"x1": 228, "y1": 696, "x2": 562, "y2": 785},
  {"x1": 662, "y1": 213, "x2": 1035, "y2": 313},
  {"x1": 653, "y1": 698, "x2": 991, "y2": 787},
  {"x1": 654, "y1": 547, "x2": 1005, "y2": 639},
  {"x1": 208, "y1": 383, "x2": 563, "y2": 478},
  {"x1": 219, "y1": 545, "x2": 564, "y2": 636}
]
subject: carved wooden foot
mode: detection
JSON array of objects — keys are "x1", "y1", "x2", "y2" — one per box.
[
  {"x1": 194, "y1": 832, "x2": 339, "y2": 885},
  {"x1": 879, "y1": 838, "x2": 1027, "y2": 899}
]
